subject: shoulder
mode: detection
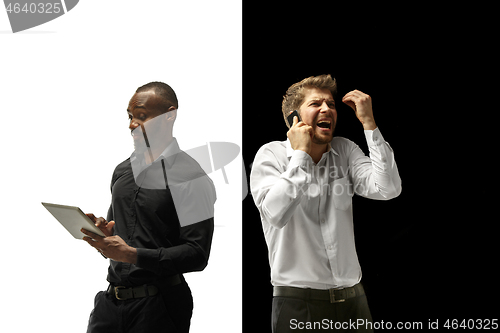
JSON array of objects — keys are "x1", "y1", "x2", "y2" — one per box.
[
  {"x1": 331, "y1": 136, "x2": 358, "y2": 155},
  {"x1": 173, "y1": 150, "x2": 205, "y2": 173},
  {"x1": 331, "y1": 136, "x2": 355, "y2": 146},
  {"x1": 110, "y1": 157, "x2": 131, "y2": 185},
  {"x1": 169, "y1": 151, "x2": 216, "y2": 200},
  {"x1": 170, "y1": 151, "x2": 214, "y2": 185}
]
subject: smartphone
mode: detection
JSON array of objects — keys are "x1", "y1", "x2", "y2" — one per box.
[{"x1": 286, "y1": 110, "x2": 301, "y2": 127}]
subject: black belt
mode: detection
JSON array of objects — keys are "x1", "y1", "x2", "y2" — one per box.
[
  {"x1": 107, "y1": 274, "x2": 181, "y2": 301},
  {"x1": 273, "y1": 283, "x2": 365, "y2": 303}
]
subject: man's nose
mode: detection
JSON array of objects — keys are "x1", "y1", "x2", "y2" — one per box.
[
  {"x1": 319, "y1": 102, "x2": 331, "y2": 112},
  {"x1": 129, "y1": 119, "x2": 140, "y2": 131},
  {"x1": 321, "y1": 101, "x2": 333, "y2": 110}
]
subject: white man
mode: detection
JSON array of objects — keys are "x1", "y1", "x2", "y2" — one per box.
[{"x1": 250, "y1": 74, "x2": 401, "y2": 332}]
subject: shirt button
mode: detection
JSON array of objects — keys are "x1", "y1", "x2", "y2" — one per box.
[
  {"x1": 320, "y1": 219, "x2": 325, "y2": 224},
  {"x1": 327, "y1": 245, "x2": 333, "y2": 250}
]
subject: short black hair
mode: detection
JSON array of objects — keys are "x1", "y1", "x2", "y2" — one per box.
[{"x1": 136, "y1": 81, "x2": 178, "y2": 110}]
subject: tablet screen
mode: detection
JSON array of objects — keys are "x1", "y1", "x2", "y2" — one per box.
[{"x1": 42, "y1": 202, "x2": 106, "y2": 239}]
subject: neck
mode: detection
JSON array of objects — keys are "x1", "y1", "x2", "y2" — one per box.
[
  {"x1": 144, "y1": 136, "x2": 174, "y2": 164},
  {"x1": 309, "y1": 143, "x2": 328, "y2": 164}
]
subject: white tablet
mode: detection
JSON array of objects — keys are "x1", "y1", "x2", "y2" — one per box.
[{"x1": 42, "y1": 202, "x2": 106, "y2": 239}]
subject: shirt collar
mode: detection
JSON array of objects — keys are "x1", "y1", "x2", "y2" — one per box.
[
  {"x1": 155, "y1": 137, "x2": 180, "y2": 168},
  {"x1": 131, "y1": 137, "x2": 180, "y2": 169},
  {"x1": 285, "y1": 138, "x2": 339, "y2": 158}
]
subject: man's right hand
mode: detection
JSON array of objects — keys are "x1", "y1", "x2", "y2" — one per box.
[
  {"x1": 287, "y1": 115, "x2": 313, "y2": 155},
  {"x1": 86, "y1": 213, "x2": 115, "y2": 237}
]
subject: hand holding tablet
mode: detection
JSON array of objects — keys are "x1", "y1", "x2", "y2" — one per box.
[
  {"x1": 85, "y1": 213, "x2": 115, "y2": 237},
  {"x1": 42, "y1": 202, "x2": 108, "y2": 258},
  {"x1": 42, "y1": 202, "x2": 136, "y2": 262}
]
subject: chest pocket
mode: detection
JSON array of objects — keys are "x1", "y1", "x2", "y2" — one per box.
[{"x1": 328, "y1": 175, "x2": 354, "y2": 211}]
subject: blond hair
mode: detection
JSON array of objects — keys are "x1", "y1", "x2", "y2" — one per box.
[{"x1": 281, "y1": 74, "x2": 337, "y2": 128}]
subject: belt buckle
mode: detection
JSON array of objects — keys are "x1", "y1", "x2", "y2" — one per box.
[
  {"x1": 114, "y1": 286, "x2": 126, "y2": 300},
  {"x1": 329, "y1": 289, "x2": 345, "y2": 303}
]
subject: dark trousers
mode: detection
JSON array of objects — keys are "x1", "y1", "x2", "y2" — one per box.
[
  {"x1": 272, "y1": 286, "x2": 374, "y2": 333},
  {"x1": 86, "y1": 281, "x2": 193, "y2": 333}
]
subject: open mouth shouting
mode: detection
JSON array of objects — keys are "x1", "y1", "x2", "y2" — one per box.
[{"x1": 316, "y1": 119, "x2": 332, "y2": 132}]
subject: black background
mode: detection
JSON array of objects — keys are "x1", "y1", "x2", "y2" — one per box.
[{"x1": 242, "y1": 2, "x2": 496, "y2": 331}]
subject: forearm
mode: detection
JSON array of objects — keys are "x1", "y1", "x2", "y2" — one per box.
[
  {"x1": 135, "y1": 218, "x2": 214, "y2": 275},
  {"x1": 251, "y1": 149, "x2": 312, "y2": 229},
  {"x1": 123, "y1": 247, "x2": 138, "y2": 264},
  {"x1": 257, "y1": 179, "x2": 304, "y2": 229}
]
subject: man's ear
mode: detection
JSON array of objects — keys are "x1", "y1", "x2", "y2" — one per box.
[{"x1": 165, "y1": 106, "x2": 177, "y2": 122}]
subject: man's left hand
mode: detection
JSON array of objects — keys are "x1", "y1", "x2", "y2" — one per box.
[
  {"x1": 81, "y1": 229, "x2": 137, "y2": 264},
  {"x1": 342, "y1": 90, "x2": 377, "y2": 130}
]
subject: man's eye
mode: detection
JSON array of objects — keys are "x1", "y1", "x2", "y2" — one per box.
[{"x1": 128, "y1": 114, "x2": 147, "y2": 121}]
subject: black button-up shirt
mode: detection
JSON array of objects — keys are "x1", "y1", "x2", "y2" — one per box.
[{"x1": 106, "y1": 139, "x2": 216, "y2": 287}]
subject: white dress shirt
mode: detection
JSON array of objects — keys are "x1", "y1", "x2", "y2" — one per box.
[{"x1": 250, "y1": 128, "x2": 402, "y2": 289}]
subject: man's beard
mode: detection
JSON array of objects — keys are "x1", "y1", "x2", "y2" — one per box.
[
  {"x1": 132, "y1": 129, "x2": 149, "y2": 154},
  {"x1": 133, "y1": 139, "x2": 147, "y2": 154}
]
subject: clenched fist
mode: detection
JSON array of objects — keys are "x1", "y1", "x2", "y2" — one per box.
[{"x1": 342, "y1": 90, "x2": 377, "y2": 130}]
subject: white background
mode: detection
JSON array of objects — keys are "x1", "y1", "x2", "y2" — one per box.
[{"x1": 0, "y1": 1, "x2": 242, "y2": 332}]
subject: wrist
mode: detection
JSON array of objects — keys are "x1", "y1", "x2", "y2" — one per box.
[
  {"x1": 360, "y1": 117, "x2": 377, "y2": 130},
  {"x1": 295, "y1": 147, "x2": 311, "y2": 155},
  {"x1": 126, "y1": 246, "x2": 138, "y2": 264},
  {"x1": 290, "y1": 140, "x2": 310, "y2": 154}
]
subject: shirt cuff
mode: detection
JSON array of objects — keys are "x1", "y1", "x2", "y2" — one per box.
[
  {"x1": 288, "y1": 149, "x2": 313, "y2": 168},
  {"x1": 282, "y1": 149, "x2": 313, "y2": 184},
  {"x1": 364, "y1": 127, "x2": 384, "y2": 146}
]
